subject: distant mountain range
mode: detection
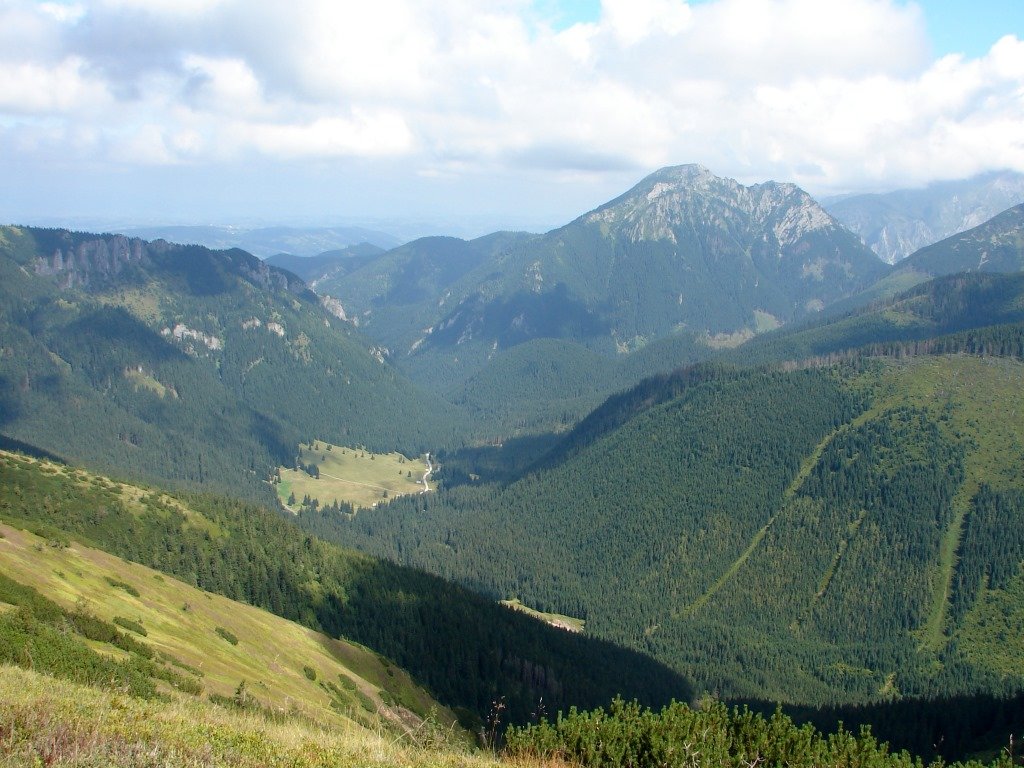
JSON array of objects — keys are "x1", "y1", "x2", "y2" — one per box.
[
  {"x1": 264, "y1": 243, "x2": 386, "y2": 283},
  {"x1": 7, "y1": 168, "x2": 1023, "y2": 449},
  {"x1": 826, "y1": 170, "x2": 1024, "y2": 264},
  {"x1": 121, "y1": 224, "x2": 402, "y2": 257},
  {"x1": 895, "y1": 202, "x2": 1024, "y2": 278},
  {"x1": 250, "y1": 166, "x2": 1024, "y2": 435}
]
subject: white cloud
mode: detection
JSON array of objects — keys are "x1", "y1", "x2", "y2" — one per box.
[
  {"x1": 0, "y1": 57, "x2": 111, "y2": 114},
  {"x1": 181, "y1": 54, "x2": 265, "y2": 117},
  {"x1": 38, "y1": 2, "x2": 85, "y2": 23},
  {"x1": 0, "y1": 0, "x2": 1022, "y2": 209},
  {"x1": 239, "y1": 112, "x2": 415, "y2": 159},
  {"x1": 94, "y1": 0, "x2": 225, "y2": 16},
  {"x1": 601, "y1": 0, "x2": 692, "y2": 46}
]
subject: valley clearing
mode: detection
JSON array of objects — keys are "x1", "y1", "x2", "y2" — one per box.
[{"x1": 278, "y1": 441, "x2": 431, "y2": 512}]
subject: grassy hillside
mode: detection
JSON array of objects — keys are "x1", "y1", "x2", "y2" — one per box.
[
  {"x1": 499, "y1": 599, "x2": 585, "y2": 634},
  {"x1": 0, "y1": 521, "x2": 456, "y2": 733},
  {"x1": 0, "y1": 665, "x2": 493, "y2": 768}
]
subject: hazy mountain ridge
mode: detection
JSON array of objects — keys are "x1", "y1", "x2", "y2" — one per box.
[
  {"x1": 896, "y1": 203, "x2": 1024, "y2": 277},
  {"x1": 264, "y1": 243, "x2": 386, "y2": 284},
  {"x1": 827, "y1": 171, "x2": 1024, "y2": 264},
  {"x1": 314, "y1": 232, "x2": 537, "y2": 338},
  {"x1": 121, "y1": 224, "x2": 402, "y2": 257}
]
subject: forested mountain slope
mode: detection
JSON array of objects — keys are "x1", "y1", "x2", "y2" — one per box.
[
  {"x1": 313, "y1": 232, "x2": 535, "y2": 348},
  {"x1": 896, "y1": 204, "x2": 1024, "y2": 278},
  {"x1": 722, "y1": 271, "x2": 1024, "y2": 367},
  {"x1": 384, "y1": 265, "x2": 1024, "y2": 440},
  {"x1": 0, "y1": 449, "x2": 692, "y2": 725},
  {"x1": 399, "y1": 267, "x2": 1024, "y2": 442},
  {"x1": 0, "y1": 226, "x2": 464, "y2": 501},
  {"x1": 316, "y1": 337, "x2": 1024, "y2": 708}
]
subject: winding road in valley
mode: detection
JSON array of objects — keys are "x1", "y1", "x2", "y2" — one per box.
[{"x1": 421, "y1": 452, "x2": 433, "y2": 493}]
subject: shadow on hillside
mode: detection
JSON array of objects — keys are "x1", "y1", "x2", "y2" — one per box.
[
  {"x1": 438, "y1": 432, "x2": 563, "y2": 487},
  {"x1": 0, "y1": 433, "x2": 66, "y2": 463},
  {"x1": 312, "y1": 554, "x2": 694, "y2": 726}
]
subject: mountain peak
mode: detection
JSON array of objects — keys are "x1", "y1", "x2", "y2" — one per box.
[
  {"x1": 646, "y1": 163, "x2": 714, "y2": 183},
  {"x1": 586, "y1": 164, "x2": 840, "y2": 250}
]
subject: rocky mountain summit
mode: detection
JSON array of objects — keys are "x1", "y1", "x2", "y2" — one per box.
[
  {"x1": 591, "y1": 164, "x2": 837, "y2": 252},
  {"x1": 424, "y1": 165, "x2": 885, "y2": 351}
]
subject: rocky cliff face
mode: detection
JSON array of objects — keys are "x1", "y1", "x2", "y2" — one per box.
[
  {"x1": 33, "y1": 234, "x2": 150, "y2": 289},
  {"x1": 26, "y1": 230, "x2": 306, "y2": 298},
  {"x1": 239, "y1": 255, "x2": 304, "y2": 295},
  {"x1": 896, "y1": 203, "x2": 1024, "y2": 278}
]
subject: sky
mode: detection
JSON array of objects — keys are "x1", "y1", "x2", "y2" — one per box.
[{"x1": 0, "y1": 0, "x2": 1022, "y2": 236}]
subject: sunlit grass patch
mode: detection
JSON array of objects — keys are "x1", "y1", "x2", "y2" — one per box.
[{"x1": 278, "y1": 441, "x2": 430, "y2": 511}]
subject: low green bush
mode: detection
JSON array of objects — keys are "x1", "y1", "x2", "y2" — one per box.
[
  {"x1": 504, "y1": 697, "x2": 1014, "y2": 768},
  {"x1": 214, "y1": 626, "x2": 238, "y2": 645},
  {"x1": 113, "y1": 616, "x2": 147, "y2": 636},
  {"x1": 103, "y1": 576, "x2": 140, "y2": 598}
]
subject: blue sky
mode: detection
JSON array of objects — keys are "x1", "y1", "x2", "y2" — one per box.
[
  {"x1": 544, "y1": 0, "x2": 1022, "y2": 57},
  {"x1": 0, "y1": 0, "x2": 1022, "y2": 236},
  {"x1": 919, "y1": 0, "x2": 1022, "y2": 57}
]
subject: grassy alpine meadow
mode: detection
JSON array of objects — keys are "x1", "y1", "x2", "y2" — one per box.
[
  {"x1": 278, "y1": 441, "x2": 431, "y2": 512},
  {"x1": 499, "y1": 600, "x2": 585, "y2": 634},
  {"x1": 0, "y1": 665, "x2": 514, "y2": 768},
  {"x1": 0, "y1": 518, "x2": 459, "y2": 736}
]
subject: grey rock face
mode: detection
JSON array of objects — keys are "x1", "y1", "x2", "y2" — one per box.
[{"x1": 34, "y1": 235, "x2": 148, "y2": 288}]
